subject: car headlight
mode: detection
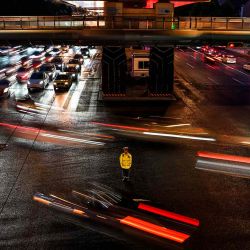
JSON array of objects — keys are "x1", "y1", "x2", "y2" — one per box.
[
  {"x1": 3, "y1": 88, "x2": 9, "y2": 93},
  {"x1": 39, "y1": 81, "x2": 43, "y2": 84}
]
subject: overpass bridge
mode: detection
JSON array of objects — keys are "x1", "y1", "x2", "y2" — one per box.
[
  {"x1": 1, "y1": 15, "x2": 249, "y2": 102},
  {"x1": 0, "y1": 16, "x2": 250, "y2": 45}
]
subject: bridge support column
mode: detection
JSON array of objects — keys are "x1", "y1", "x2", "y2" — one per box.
[
  {"x1": 149, "y1": 46, "x2": 174, "y2": 96},
  {"x1": 102, "y1": 46, "x2": 127, "y2": 97}
]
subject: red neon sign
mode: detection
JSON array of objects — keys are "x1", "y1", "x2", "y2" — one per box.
[{"x1": 145, "y1": 1, "x2": 201, "y2": 8}]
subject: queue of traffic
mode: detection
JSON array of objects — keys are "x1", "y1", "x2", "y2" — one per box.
[
  {"x1": 200, "y1": 45, "x2": 250, "y2": 71},
  {"x1": 0, "y1": 45, "x2": 91, "y2": 98}
]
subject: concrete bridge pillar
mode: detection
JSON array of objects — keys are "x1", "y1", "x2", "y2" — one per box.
[
  {"x1": 149, "y1": 46, "x2": 174, "y2": 95},
  {"x1": 102, "y1": 46, "x2": 127, "y2": 96}
]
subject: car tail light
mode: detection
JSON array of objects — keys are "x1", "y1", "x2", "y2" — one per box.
[
  {"x1": 119, "y1": 216, "x2": 190, "y2": 243},
  {"x1": 138, "y1": 203, "x2": 200, "y2": 227},
  {"x1": 197, "y1": 151, "x2": 250, "y2": 164},
  {"x1": 34, "y1": 63, "x2": 42, "y2": 69},
  {"x1": 21, "y1": 72, "x2": 30, "y2": 79}
]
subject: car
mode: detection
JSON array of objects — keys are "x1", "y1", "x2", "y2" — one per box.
[
  {"x1": 32, "y1": 57, "x2": 46, "y2": 70},
  {"x1": 213, "y1": 52, "x2": 223, "y2": 61},
  {"x1": 51, "y1": 47, "x2": 61, "y2": 56},
  {"x1": 243, "y1": 63, "x2": 250, "y2": 71},
  {"x1": 27, "y1": 72, "x2": 50, "y2": 92},
  {"x1": 68, "y1": 59, "x2": 81, "y2": 72},
  {"x1": 16, "y1": 66, "x2": 34, "y2": 83},
  {"x1": 242, "y1": 63, "x2": 250, "y2": 71},
  {"x1": 61, "y1": 45, "x2": 69, "y2": 53},
  {"x1": 4, "y1": 62, "x2": 21, "y2": 76},
  {"x1": 44, "y1": 45, "x2": 53, "y2": 53},
  {"x1": 0, "y1": 79, "x2": 11, "y2": 98},
  {"x1": 204, "y1": 55, "x2": 216, "y2": 64},
  {"x1": 33, "y1": 45, "x2": 45, "y2": 52},
  {"x1": 53, "y1": 73, "x2": 73, "y2": 91},
  {"x1": 30, "y1": 50, "x2": 46, "y2": 59},
  {"x1": 200, "y1": 45, "x2": 210, "y2": 53},
  {"x1": 74, "y1": 53, "x2": 84, "y2": 63},
  {"x1": 51, "y1": 57, "x2": 65, "y2": 71},
  {"x1": 221, "y1": 54, "x2": 236, "y2": 64},
  {"x1": 45, "y1": 52, "x2": 54, "y2": 63},
  {"x1": 33, "y1": 185, "x2": 199, "y2": 246},
  {"x1": 63, "y1": 64, "x2": 79, "y2": 81},
  {"x1": 81, "y1": 47, "x2": 90, "y2": 58},
  {"x1": 39, "y1": 63, "x2": 57, "y2": 80},
  {"x1": 0, "y1": 46, "x2": 12, "y2": 56},
  {"x1": 0, "y1": 69, "x2": 6, "y2": 79},
  {"x1": 21, "y1": 56, "x2": 32, "y2": 67}
]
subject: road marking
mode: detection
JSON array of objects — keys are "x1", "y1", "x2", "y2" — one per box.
[
  {"x1": 207, "y1": 77, "x2": 218, "y2": 85},
  {"x1": 223, "y1": 64, "x2": 250, "y2": 77},
  {"x1": 67, "y1": 79, "x2": 86, "y2": 111},
  {"x1": 206, "y1": 64, "x2": 215, "y2": 70},
  {"x1": 190, "y1": 55, "x2": 196, "y2": 59},
  {"x1": 186, "y1": 63, "x2": 194, "y2": 69},
  {"x1": 164, "y1": 123, "x2": 191, "y2": 128},
  {"x1": 233, "y1": 78, "x2": 245, "y2": 85}
]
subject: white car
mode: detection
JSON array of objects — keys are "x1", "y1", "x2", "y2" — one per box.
[
  {"x1": 221, "y1": 55, "x2": 236, "y2": 64},
  {"x1": 243, "y1": 63, "x2": 250, "y2": 72},
  {"x1": 27, "y1": 72, "x2": 49, "y2": 92}
]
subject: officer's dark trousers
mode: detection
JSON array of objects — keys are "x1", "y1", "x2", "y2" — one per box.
[{"x1": 122, "y1": 169, "x2": 130, "y2": 179}]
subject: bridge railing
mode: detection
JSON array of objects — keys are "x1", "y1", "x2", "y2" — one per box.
[{"x1": 0, "y1": 16, "x2": 250, "y2": 30}]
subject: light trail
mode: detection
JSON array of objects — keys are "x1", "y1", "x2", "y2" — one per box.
[{"x1": 143, "y1": 132, "x2": 216, "y2": 141}]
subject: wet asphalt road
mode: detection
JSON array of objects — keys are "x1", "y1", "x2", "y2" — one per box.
[{"x1": 0, "y1": 48, "x2": 250, "y2": 250}]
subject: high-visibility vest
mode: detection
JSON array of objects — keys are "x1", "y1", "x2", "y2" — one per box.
[{"x1": 120, "y1": 153, "x2": 132, "y2": 169}]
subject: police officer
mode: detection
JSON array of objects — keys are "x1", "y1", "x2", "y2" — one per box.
[{"x1": 119, "y1": 147, "x2": 132, "y2": 181}]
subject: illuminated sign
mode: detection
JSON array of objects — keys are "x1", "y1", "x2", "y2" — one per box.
[{"x1": 145, "y1": 0, "x2": 210, "y2": 8}]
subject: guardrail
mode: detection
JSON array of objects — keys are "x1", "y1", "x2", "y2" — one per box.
[{"x1": 0, "y1": 16, "x2": 250, "y2": 30}]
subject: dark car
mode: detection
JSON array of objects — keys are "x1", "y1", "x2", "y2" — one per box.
[
  {"x1": 31, "y1": 50, "x2": 46, "y2": 59},
  {"x1": 68, "y1": 59, "x2": 81, "y2": 72},
  {"x1": 0, "y1": 79, "x2": 11, "y2": 98},
  {"x1": 74, "y1": 53, "x2": 84, "y2": 63},
  {"x1": 64, "y1": 64, "x2": 79, "y2": 81},
  {"x1": 32, "y1": 57, "x2": 46, "y2": 70},
  {"x1": 16, "y1": 66, "x2": 34, "y2": 83},
  {"x1": 4, "y1": 62, "x2": 21, "y2": 76},
  {"x1": 39, "y1": 63, "x2": 57, "y2": 80},
  {"x1": 81, "y1": 47, "x2": 90, "y2": 58},
  {"x1": 21, "y1": 56, "x2": 32, "y2": 67},
  {"x1": 51, "y1": 57, "x2": 65, "y2": 71},
  {"x1": 0, "y1": 46, "x2": 12, "y2": 56},
  {"x1": 51, "y1": 47, "x2": 61, "y2": 56},
  {"x1": 53, "y1": 73, "x2": 73, "y2": 91},
  {"x1": 45, "y1": 52, "x2": 54, "y2": 63}
]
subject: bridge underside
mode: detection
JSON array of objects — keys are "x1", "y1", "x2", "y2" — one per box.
[
  {"x1": 102, "y1": 46, "x2": 174, "y2": 101},
  {"x1": 0, "y1": 29, "x2": 249, "y2": 46}
]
